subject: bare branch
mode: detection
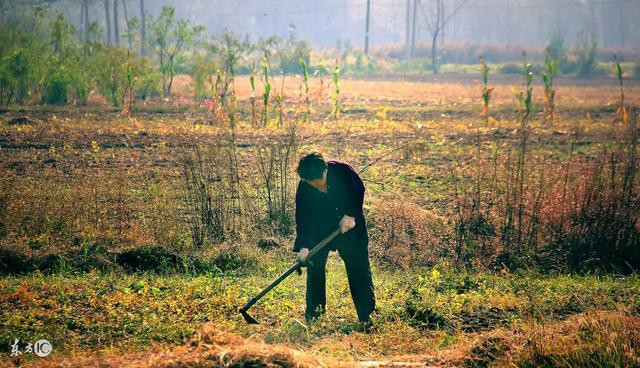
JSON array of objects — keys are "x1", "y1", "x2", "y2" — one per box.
[
  {"x1": 442, "y1": 0, "x2": 467, "y2": 28},
  {"x1": 420, "y1": 0, "x2": 468, "y2": 36},
  {"x1": 418, "y1": 1, "x2": 435, "y2": 34}
]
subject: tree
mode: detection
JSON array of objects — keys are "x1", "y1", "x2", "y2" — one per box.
[
  {"x1": 45, "y1": 13, "x2": 78, "y2": 104},
  {"x1": 113, "y1": 0, "x2": 119, "y2": 45},
  {"x1": 49, "y1": 12, "x2": 76, "y2": 67},
  {"x1": 81, "y1": 0, "x2": 89, "y2": 42},
  {"x1": 103, "y1": 0, "x2": 111, "y2": 44},
  {"x1": 148, "y1": 6, "x2": 204, "y2": 96},
  {"x1": 405, "y1": 0, "x2": 411, "y2": 60},
  {"x1": 419, "y1": 0, "x2": 467, "y2": 74},
  {"x1": 574, "y1": 30, "x2": 598, "y2": 78},
  {"x1": 121, "y1": 0, "x2": 132, "y2": 47},
  {"x1": 139, "y1": 0, "x2": 145, "y2": 54}
]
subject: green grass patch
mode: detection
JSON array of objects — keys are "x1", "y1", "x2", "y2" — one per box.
[{"x1": 1, "y1": 260, "x2": 638, "y2": 359}]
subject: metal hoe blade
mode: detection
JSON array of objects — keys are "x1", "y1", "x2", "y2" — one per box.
[{"x1": 239, "y1": 308, "x2": 259, "y2": 324}]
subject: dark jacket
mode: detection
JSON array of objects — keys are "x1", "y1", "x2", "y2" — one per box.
[{"x1": 293, "y1": 160, "x2": 368, "y2": 252}]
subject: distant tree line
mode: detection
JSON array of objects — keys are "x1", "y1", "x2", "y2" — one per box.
[{"x1": 0, "y1": 2, "x2": 311, "y2": 107}]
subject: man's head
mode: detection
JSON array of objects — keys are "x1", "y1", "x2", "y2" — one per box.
[{"x1": 297, "y1": 152, "x2": 328, "y2": 190}]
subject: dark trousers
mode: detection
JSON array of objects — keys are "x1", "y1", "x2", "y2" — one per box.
[{"x1": 305, "y1": 239, "x2": 376, "y2": 323}]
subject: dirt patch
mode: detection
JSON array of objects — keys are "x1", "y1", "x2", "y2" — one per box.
[{"x1": 457, "y1": 307, "x2": 514, "y2": 333}]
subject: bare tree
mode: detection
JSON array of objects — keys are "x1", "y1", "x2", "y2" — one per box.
[
  {"x1": 113, "y1": 0, "x2": 119, "y2": 44},
  {"x1": 405, "y1": 0, "x2": 411, "y2": 60},
  {"x1": 410, "y1": 0, "x2": 418, "y2": 58},
  {"x1": 81, "y1": 0, "x2": 89, "y2": 42},
  {"x1": 139, "y1": 0, "x2": 145, "y2": 55},
  {"x1": 419, "y1": 0, "x2": 467, "y2": 74},
  {"x1": 121, "y1": 0, "x2": 132, "y2": 47},
  {"x1": 104, "y1": 0, "x2": 111, "y2": 44}
]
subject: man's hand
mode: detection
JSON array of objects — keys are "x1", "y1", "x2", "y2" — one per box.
[
  {"x1": 339, "y1": 215, "x2": 356, "y2": 234},
  {"x1": 296, "y1": 248, "x2": 310, "y2": 264}
]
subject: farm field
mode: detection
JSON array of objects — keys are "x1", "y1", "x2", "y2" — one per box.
[{"x1": 2, "y1": 73, "x2": 640, "y2": 367}]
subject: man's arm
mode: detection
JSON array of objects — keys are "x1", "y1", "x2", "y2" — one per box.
[
  {"x1": 293, "y1": 181, "x2": 313, "y2": 252},
  {"x1": 343, "y1": 164, "x2": 365, "y2": 218}
]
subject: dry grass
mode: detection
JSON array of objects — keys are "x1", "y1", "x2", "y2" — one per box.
[
  {"x1": 8, "y1": 324, "x2": 346, "y2": 368},
  {"x1": 501, "y1": 311, "x2": 640, "y2": 367},
  {"x1": 368, "y1": 195, "x2": 452, "y2": 269},
  {"x1": 176, "y1": 74, "x2": 640, "y2": 108},
  {"x1": 11, "y1": 312, "x2": 636, "y2": 367},
  {"x1": 162, "y1": 74, "x2": 640, "y2": 111}
]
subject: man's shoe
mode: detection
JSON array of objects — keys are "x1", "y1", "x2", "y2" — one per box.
[
  {"x1": 341, "y1": 320, "x2": 374, "y2": 334},
  {"x1": 305, "y1": 315, "x2": 317, "y2": 324},
  {"x1": 305, "y1": 312, "x2": 324, "y2": 324},
  {"x1": 360, "y1": 320, "x2": 374, "y2": 334}
]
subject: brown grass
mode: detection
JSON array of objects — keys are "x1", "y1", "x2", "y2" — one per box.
[
  {"x1": 461, "y1": 311, "x2": 640, "y2": 367},
  {"x1": 8, "y1": 324, "x2": 347, "y2": 368},
  {"x1": 368, "y1": 195, "x2": 452, "y2": 269}
]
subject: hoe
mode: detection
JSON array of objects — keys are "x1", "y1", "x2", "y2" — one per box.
[{"x1": 239, "y1": 228, "x2": 341, "y2": 324}]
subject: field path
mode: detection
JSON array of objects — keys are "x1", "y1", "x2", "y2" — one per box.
[{"x1": 357, "y1": 359, "x2": 436, "y2": 367}]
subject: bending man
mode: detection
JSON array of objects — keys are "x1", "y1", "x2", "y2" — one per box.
[{"x1": 293, "y1": 152, "x2": 376, "y2": 325}]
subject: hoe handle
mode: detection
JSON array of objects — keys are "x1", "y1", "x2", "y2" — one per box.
[
  {"x1": 239, "y1": 228, "x2": 341, "y2": 313},
  {"x1": 305, "y1": 228, "x2": 342, "y2": 262}
]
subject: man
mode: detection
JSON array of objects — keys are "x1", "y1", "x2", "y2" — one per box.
[{"x1": 293, "y1": 152, "x2": 376, "y2": 325}]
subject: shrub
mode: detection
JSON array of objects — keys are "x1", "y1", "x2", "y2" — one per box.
[
  {"x1": 182, "y1": 142, "x2": 257, "y2": 247},
  {"x1": 42, "y1": 69, "x2": 71, "y2": 104},
  {"x1": 134, "y1": 56, "x2": 161, "y2": 100},
  {"x1": 95, "y1": 46, "x2": 128, "y2": 107},
  {"x1": 115, "y1": 245, "x2": 242, "y2": 274},
  {"x1": 0, "y1": 62, "x2": 13, "y2": 106},
  {"x1": 189, "y1": 52, "x2": 215, "y2": 101},
  {"x1": 574, "y1": 30, "x2": 598, "y2": 78},
  {"x1": 404, "y1": 291, "x2": 451, "y2": 330},
  {"x1": 256, "y1": 143, "x2": 298, "y2": 236},
  {"x1": 6, "y1": 49, "x2": 32, "y2": 103},
  {"x1": 498, "y1": 62, "x2": 522, "y2": 74},
  {"x1": 36, "y1": 250, "x2": 113, "y2": 274},
  {"x1": 116, "y1": 245, "x2": 178, "y2": 273},
  {"x1": 1, "y1": 241, "x2": 114, "y2": 275},
  {"x1": 277, "y1": 39, "x2": 311, "y2": 74},
  {"x1": 212, "y1": 252, "x2": 254, "y2": 272},
  {"x1": 559, "y1": 60, "x2": 577, "y2": 75},
  {"x1": 0, "y1": 246, "x2": 33, "y2": 275},
  {"x1": 0, "y1": 197, "x2": 6, "y2": 240},
  {"x1": 341, "y1": 51, "x2": 380, "y2": 74},
  {"x1": 391, "y1": 58, "x2": 430, "y2": 74},
  {"x1": 550, "y1": 169, "x2": 640, "y2": 273},
  {"x1": 545, "y1": 120, "x2": 640, "y2": 274},
  {"x1": 498, "y1": 62, "x2": 543, "y2": 75},
  {"x1": 547, "y1": 32, "x2": 567, "y2": 65},
  {"x1": 71, "y1": 64, "x2": 93, "y2": 105}
]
